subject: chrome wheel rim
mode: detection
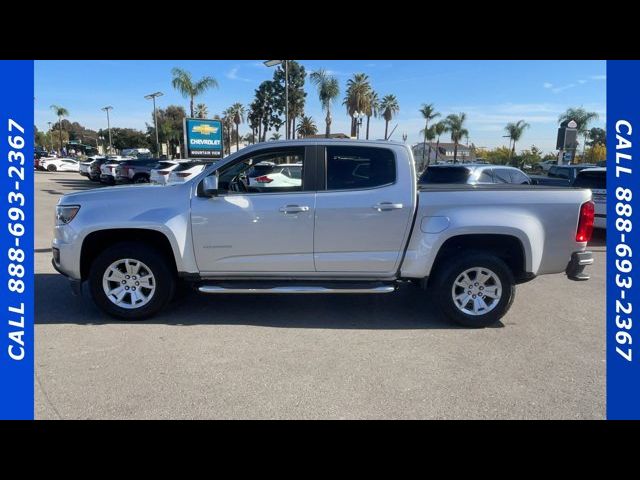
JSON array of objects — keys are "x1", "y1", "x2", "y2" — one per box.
[
  {"x1": 102, "y1": 258, "x2": 156, "y2": 309},
  {"x1": 451, "y1": 267, "x2": 502, "y2": 316}
]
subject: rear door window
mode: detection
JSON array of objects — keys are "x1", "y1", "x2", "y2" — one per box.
[
  {"x1": 493, "y1": 169, "x2": 512, "y2": 184},
  {"x1": 509, "y1": 170, "x2": 530, "y2": 184},
  {"x1": 326, "y1": 146, "x2": 396, "y2": 190}
]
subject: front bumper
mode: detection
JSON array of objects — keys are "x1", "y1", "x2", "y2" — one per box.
[
  {"x1": 566, "y1": 251, "x2": 593, "y2": 281},
  {"x1": 51, "y1": 258, "x2": 82, "y2": 296}
]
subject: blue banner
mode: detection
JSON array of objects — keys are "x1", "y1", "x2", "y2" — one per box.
[
  {"x1": 607, "y1": 60, "x2": 640, "y2": 419},
  {"x1": 184, "y1": 117, "x2": 223, "y2": 159},
  {"x1": 0, "y1": 60, "x2": 34, "y2": 420}
]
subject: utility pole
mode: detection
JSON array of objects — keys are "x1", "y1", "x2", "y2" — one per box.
[
  {"x1": 264, "y1": 60, "x2": 290, "y2": 139},
  {"x1": 47, "y1": 121, "x2": 52, "y2": 152},
  {"x1": 101, "y1": 106, "x2": 113, "y2": 154},
  {"x1": 145, "y1": 92, "x2": 164, "y2": 156}
]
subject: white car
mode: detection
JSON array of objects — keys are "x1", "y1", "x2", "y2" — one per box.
[
  {"x1": 248, "y1": 163, "x2": 302, "y2": 188},
  {"x1": 246, "y1": 161, "x2": 276, "y2": 186},
  {"x1": 538, "y1": 159, "x2": 557, "y2": 172},
  {"x1": 79, "y1": 156, "x2": 106, "y2": 178},
  {"x1": 167, "y1": 161, "x2": 211, "y2": 184},
  {"x1": 150, "y1": 161, "x2": 180, "y2": 185},
  {"x1": 573, "y1": 167, "x2": 606, "y2": 229},
  {"x1": 40, "y1": 157, "x2": 80, "y2": 172}
]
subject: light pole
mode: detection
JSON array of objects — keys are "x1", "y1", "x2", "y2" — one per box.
[
  {"x1": 101, "y1": 106, "x2": 113, "y2": 154},
  {"x1": 144, "y1": 91, "x2": 164, "y2": 156},
  {"x1": 355, "y1": 111, "x2": 364, "y2": 139},
  {"x1": 47, "y1": 121, "x2": 53, "y2": 152},
  {"x1": 264, "y1": 60, "x2": 289, "y2": 139}
]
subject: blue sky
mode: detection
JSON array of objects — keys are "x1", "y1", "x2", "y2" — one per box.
[{"x1": 35, "y1": 60, "x2": 606, "y2": 153}]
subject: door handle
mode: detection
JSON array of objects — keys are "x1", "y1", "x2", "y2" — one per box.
[
  {"x1": 372, "y1": 202, "x2": 403, "y2": 211},
  {"x1": 279, "y1": 205, "x2": 310, "y2": 214}
]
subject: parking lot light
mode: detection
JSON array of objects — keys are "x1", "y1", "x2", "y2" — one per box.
[
  {"x1": 145, "y1": 92, "x2": 164, "y2": 156},
  {"x1": 101, "y1": 106, "x2": 113, "y2": 154}
]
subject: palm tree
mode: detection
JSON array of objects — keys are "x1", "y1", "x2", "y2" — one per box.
[
  {"x1": 504, "y1": 120, "x2": 530, "y2": 166},
  {"x1": 418, "y1": 125, "x2": 437, "y2": 169},
  {"x1": 419, "y1": 103, "x2": 440, "y2": 166},
  {"x1": 50, "y1": 104, "x2": 69, "y2": 154},
  {"x1": 364, "y1": 91, "x2": 379, "y2": 140},
  {"x1": 297, "y1": 116, "x2": 318, "y2": 138},
  {"x1": 230, "y1": 103, "x2": 245, "y2": 151},
  {"x1": 222, "y1": 107, "x2": 235, "y2": 155},
  {"x1": 433, "y1": 121, "x2": 447, "y2": 163},
  {"x1": 194, "y1": 103, "x2": 208, "y2": 119},
  {"x1": 558, "y1": 107, "x2": 599, "y2": 158},
  {"x1": 343, "y1": 73, "x2": 371, "y2": 137},
  {"x1": 171, "y1": 67, "x2": 218, "y2": 117},
  {"x1": 270, "y1": 132, "x2": 282, "y2": 141},
  {"x1": 379, "y1": 94, "x2": 400, "y2": 140},
  {"x1": 444, "y1": 113, "x2": 468, "y2": 163},
  {"x1": 310, "y1": 69, "x2": 340, "y2": 138}
]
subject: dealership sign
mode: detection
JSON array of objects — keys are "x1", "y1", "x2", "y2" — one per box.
[{"x1": 183, "y1": 118, "x2": 223, "y2": 159}]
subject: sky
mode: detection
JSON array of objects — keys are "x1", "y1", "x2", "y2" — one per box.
[{"x1": 34, "y1": 60, "x2": 606, "y2": 153}]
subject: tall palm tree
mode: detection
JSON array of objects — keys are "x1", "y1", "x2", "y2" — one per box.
[
  {"x1": 296, "y1": 116, "x2": 318, "y2": 138},
  {"x1": 434, "y1": 121, "x2": 447, "y2": 163},
  {"x1": 194, "y1": 103, "x2": 208, "y2": 119},
  {"x1": 230, "y1": 103, "x2": 245, "y2": 151},
  {"x1": 222, "y1": 107, "x2": 235, "y2": 155},
  {"x1": 444, "y1": 113, "x2": 468, "y2": 163},
  {"x1": 50, "y1": 104, "x2": 69, "y2": 154},
  {"x1": 343, "y1": 73, "x2": 371, "y2": 137},
  {"x1": 379, "y1": 94, "x2": 400, "y2": 140},
  {"x1": 419, "y1": 103, "x2": 440, "y2": 165},
  {"x1": 418, "y1": 125, "x2": 437, "y2": 169},
  {"x1": 171, "y1": 67, "x2": 218, "y2": 117},
  {"x1": 309, "y1": 69, "x2": 340, "y2": 138},
  {"x1": 504, "y1": 120, "x2": 530, "y2": 166},
  {"x1": 558, "y1": 107, "x2": 599, "y2": 158},
  {"x1": 365, "y1": 91, "x2": 379, "y2": 140}
]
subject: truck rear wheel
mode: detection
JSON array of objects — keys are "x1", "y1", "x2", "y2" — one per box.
[
  {"x1": 88, "y1": 242, "x2": 176, "y2": 320},
  {"x1": 431, "y1": 251, "x2": 515, "y2": 327}
]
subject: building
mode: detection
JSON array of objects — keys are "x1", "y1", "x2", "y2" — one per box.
[{"x1": 412, "y1": 142, "x2": 475, "y2": 167}]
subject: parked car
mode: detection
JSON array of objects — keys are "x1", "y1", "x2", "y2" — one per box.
[
  {"x1": 149, "y1": 161, "x2": 181, "y2": 185},
  {"x1": 537, "y1": 159, "x2": 557, "y2": 173},
  {"x1": 114, "y1": 158, "x2": 167, "y2": 184},
  {"x1": 247, "y1": 163, "x2": 303, "y2": 188},
  {"x1": 530, "y1": 164, "x2": 596, "y2": 186},
  {"x1": 79, "y1": 156, "x2": 106, "y2": 179},
  {"x1": 418, "y1": 164, "x2": 531, "y2": 185},
  {"x1": 87, "y1": 157, "x2": 110, "y2": 182},
  {"x1": 99, "y1": 156, "x2": 135, "y2": 184},
  {"x1": 573, "y1": 167, "x2": 606, "y2": 229},
  {"x1": 166, "y1": 161, "x2": 214, "y2": 184},
  {"x1": 40, "y1": 157, "x2": 80, "y2": 172},
  {"x1": 35, "y1": 155, "x2": 56, "y2": 171},
  {"x1": 52, "y1": 140, "x2": 594, "y2": 327}
]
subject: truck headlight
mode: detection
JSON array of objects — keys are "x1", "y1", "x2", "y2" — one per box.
[{"x1": 55, "y1": 205, "x2": 80, "y2": 225}]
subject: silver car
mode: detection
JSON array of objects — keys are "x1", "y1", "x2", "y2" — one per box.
[{"x1": 419, "y1": 164, "x2": 532, "y2": 185}]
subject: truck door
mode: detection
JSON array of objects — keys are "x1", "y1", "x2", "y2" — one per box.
[{"x1": 313, "y1": 145, "x2": 415, "y2": 274}]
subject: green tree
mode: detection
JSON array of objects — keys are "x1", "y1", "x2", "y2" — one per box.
[
  {"x1": 418, "y1": 125, "x2": 437, "y2": 169},
  {"x1": 558, "y1": 107, "x2": 599, "y2": 156},
  {"x1": 250, "y1": 80, "x2": 282, "y2": 142},
  {"x1": 587, "y1": 127, "x2": 606, "y2": 146},
  {"x1": 146, "y1": 105, "x2": 186, "y2": 158},
  {"x1": 309, "y1": 69, "x2": 340, "y2": 138},
  {"x1": 504, "y1": 120, "x2": 530, "y2": 166},
  {"x1": 171, "y1": 67, "x2": 218, "y2": 118},
  {"x1": 379, "y1": 94, "x2": 400, "y2": 140},
  {"x1": 50, "y1": 104, "x2": 69, "y2": 154},
  {"x1": 364, "y1": 91, "x2": 379, "y2": 140},
  {"x1": 270, "y1": 132, "x2": 282, "y2": 141},
  {"x1": 273, "y1": 61, "x2": 307, "y2": 139},
  {"x1": 444, "y1": 113, "x2": 468, "y2": 163},
  {"x1": 433, "y1": 121, "x2": 447, "y2": 163},
  {"x1": 419, "y1": 103, "x2": 440, "y2": 166},
  {"x1": 230, "y1": 102, "x2": 245, "y2": 151},
  {"x1": 296, "y1": 115, "x2": 318, "y2": 137},
  {"x1": 99, "y1": 128, "x2": 151, "y2": 151},
  {"x1": 194, "y1": 103, "x2": 208, "y2": 119},
  {"x1": 343, "y1": 73, "x2": 372, "y2": 137}
]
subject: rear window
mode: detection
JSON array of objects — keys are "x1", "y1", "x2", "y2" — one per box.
[
  {"x1": 326, "y1": 146, "x2": 396, "y2": 190},
  {"x1": 419, "y1": 166, "x2": 471, "y2": 184},
  {"x1": 173, "y1": 161, "x2": 211, "y2": 172},
  {"x1": 573, "y1": 171, "x2": 606, "y2": 189},
  {"x1": 548, "y1": 167, "x2": 570, "y2": 179},
  {"x1": 247, "y1": 164, "x2": 277, "y2": 177}
]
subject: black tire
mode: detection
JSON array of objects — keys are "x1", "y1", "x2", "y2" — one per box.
[
  {"x1": 431, "y1": 251, "x2": 516, "y2": 328},
  {"x1": 133, "y1": 174, "x2": 149, "y2": 184},
  {"x1": 88, "y1": 242, "x2": 176, "y2": 320},
  {"x1": 47, "y1": 164, "x2": 57, "y2": 172}
]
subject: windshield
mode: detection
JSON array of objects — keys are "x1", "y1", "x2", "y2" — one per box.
[{"x1": 419, "y1": 167, "x2": 472, "y2": 184}]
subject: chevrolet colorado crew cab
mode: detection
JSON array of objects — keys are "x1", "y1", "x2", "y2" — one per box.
[{"x1": 52, "y1": 140, "x2": 595, "y2": 327}]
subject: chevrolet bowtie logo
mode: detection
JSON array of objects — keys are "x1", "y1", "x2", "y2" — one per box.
[{"x1": 192, "y1": 124, "x2": 218, "y2": 135}]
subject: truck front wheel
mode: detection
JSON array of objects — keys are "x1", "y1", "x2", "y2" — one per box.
[
  {"x1": 431, "y1": 252, "x2": 516, "y2": 327},
  {"x1": 88, "y1": 242, "x2": 176, "y2": 320}
]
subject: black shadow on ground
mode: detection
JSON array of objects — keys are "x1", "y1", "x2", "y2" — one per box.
[
  {"x1": 588, "y1": 228, "x2": 606, "y2": 249},
  {"x1": 34, "y1": 273, "x2": 483, "y2": 330}
]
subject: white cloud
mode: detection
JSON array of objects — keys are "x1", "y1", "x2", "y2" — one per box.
[
  {"x1": 578, "y1": 79, "x2": 587, "y2": 84},
  {"x1": 551, "y1": 83, "x2": 576, "y2": 94},
  {"x1": 226, "y1": 67, "x2": 252, "y2": 82},
  {"x1": 543, "y1": 82, "x2": 553, "y2": 89}
]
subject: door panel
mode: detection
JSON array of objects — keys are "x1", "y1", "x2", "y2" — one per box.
[{"x1": 191, "y1": 193, "x2": 316, "y2": 272}]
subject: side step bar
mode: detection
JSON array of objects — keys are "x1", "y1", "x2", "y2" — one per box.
[{"x1": 198, "y1": 284, "x2": 396, "y2": 294}]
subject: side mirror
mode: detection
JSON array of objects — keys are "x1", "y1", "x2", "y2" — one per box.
[{"x1": 202, "y1": 174, "x2": 220, "y2": 197}]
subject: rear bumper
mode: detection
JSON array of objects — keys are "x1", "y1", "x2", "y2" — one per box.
[{"x1": 566, "y1": 251, "x2": 593, "y2": 281}]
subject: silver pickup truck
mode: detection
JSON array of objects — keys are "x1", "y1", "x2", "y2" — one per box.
[{"x1": 52, "y1": 140, "x2": 595, "y2": 327}]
